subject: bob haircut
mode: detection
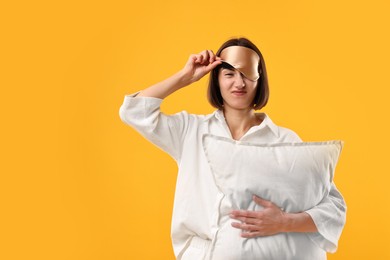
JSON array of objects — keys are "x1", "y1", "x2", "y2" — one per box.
[{"x1": 207, "y1": 37, "x2": 269, "y2": 110}]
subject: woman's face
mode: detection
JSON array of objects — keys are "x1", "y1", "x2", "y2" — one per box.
[{"x1": 218, "y1": 68, "x2": 258, "y2": 111}]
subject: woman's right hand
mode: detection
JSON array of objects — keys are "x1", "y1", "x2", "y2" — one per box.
[{"x1": 180, "y1": 50, "x2": 222, "y2": 84}]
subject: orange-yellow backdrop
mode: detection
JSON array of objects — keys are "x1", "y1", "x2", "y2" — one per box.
[{"x1": 1, "y1": 0, "x2": 389, "y2": 259}]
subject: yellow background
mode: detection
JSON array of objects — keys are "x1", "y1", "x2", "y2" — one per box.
[{"x1": 1, "y1": 0, "x2": 389, "y2": 259}]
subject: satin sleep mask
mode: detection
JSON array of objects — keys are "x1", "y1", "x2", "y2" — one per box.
[{"x1": 219, "y1": 46, "x2": 260, "y2": 81}]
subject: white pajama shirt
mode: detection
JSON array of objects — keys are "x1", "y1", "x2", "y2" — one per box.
[{"x1": 119, "y1": 93, "x2": 346, "y2": 259}]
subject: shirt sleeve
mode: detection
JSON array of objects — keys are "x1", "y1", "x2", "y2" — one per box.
[
  {"x1": 282, "y1": 128, "x2": 347, "y2": 253},
  {"x1": 305, "y1": 182, "x2": 347, "y2": 253},
  {"x1": 119, "y1": 92, "x2": 190, "y2": 163}
]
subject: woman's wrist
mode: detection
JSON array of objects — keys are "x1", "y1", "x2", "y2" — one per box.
[
  {"x1": 282, "y1": 212, "x2": 318, "y2": 233},
  {"x1": 175, "y1": 68, "x2": 198, "y2": 86}
]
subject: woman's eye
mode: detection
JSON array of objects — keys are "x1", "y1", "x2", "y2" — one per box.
[{"x1": 225, "y1": 73, "x2": 234, "y2": 76}]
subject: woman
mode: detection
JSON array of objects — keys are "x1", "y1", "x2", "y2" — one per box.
[{"x1": 119, "y1": 37, "x2": 346, "y2": 259}]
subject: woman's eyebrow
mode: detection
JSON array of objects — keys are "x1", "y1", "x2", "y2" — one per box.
[{"x1": 222, "y1": 68, "x2": 235, "y2": 72}]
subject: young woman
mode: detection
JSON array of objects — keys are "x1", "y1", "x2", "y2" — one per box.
[{"x1": 119, "y1": 37, "x2": 346, "y2": 259}]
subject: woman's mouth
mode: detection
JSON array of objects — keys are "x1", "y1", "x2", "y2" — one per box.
[{"x1": 232, "y1": 90, "x2": 247, "y2": 96}]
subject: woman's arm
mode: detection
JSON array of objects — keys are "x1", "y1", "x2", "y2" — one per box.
[
  {"x1": 137, "y1": 50, "x2": 221, "y2": 99},
  {"x1": 119, "y1": 50, "x2": 221, "y2": 162}
]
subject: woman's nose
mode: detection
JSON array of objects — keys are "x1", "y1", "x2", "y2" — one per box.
[{"x1": 235, "y1": 74, "x2": 246, "y2": 88}]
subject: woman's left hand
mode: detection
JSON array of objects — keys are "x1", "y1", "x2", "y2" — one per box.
[{"x1": 229, "y1": 195, "x2": 287, "y2": 238}]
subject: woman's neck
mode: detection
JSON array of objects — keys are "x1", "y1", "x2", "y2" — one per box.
[{"x1": 223, "y1": 107, "x2": 262, "y2": 140}]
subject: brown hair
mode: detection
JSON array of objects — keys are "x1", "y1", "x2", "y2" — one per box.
[{"x1": 207, "y1": 37, "x2": 269, "y2": 110}]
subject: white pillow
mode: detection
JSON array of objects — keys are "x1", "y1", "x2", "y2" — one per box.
[{"x1": 202, "y1": 134, "x2": 343, "y2": 260}]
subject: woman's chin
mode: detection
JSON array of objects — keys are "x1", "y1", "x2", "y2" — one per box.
[{"x1": 224, "y1": 103, "x2": 253, "y2": 111}]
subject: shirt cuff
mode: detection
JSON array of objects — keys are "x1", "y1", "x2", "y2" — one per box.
[
  {"x1": 125, "y1": 91, "x2": 164, "y2": 101},
  {"x1": 305, "y1": 209, "x2": 338, "y2": 253},
  {"x1": 122, "y1": 91, "x2": 164, "y2": 108}
]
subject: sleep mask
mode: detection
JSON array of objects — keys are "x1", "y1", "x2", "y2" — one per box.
[{"x1": 219, "y1": 46, "x2": 260, "y2": 81}]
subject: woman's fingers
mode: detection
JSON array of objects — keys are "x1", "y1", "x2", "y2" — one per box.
[
  {"x1": 193, "y1": 54, "x2": 201, "y2": 64},
  {"x1": 231, "y1": 222, "x2": 259, "y2": 231},
  {"x1": 240, "y1": 231, "x2": 262, "y2": 238},
  {"x1": 205, "y1": 59, "x2": 222, "y2": 71},
  {"x1": 193, "y1": 51, "x2": 207, "y2": 64},
  {"x1": 190, "y1": 50, "x2": 221, "y2": 67},
  {"x1": 230, "y1": 209, "x2": 261, "y2": 218},
  {"x1": 229, "y1": 215, "x2": 260, "y2": 225},
  {"x1": 193, "y1": 50, "x2": 219, "y2": 65},
  {"x1": 231, "y1": 222, "x2": 268, "y2": 237},
  {"x1": 182, "y1": 50, "x2": 221, "y2": 83},
  {"x1": 202, "y1": 50, "x2": 210, "y2": 64},
  {"x1": 187, "y1": 49, "x2": 221, "y2": 67},
  {"x1": 206, "y1": 49, "x2": 216, "y2": 63},
  {"x1": 206, "y1": 50, "x2": 222, "y2": 63},
  {"x1": 253, "y1": 195, "x2": 274, "y2": 208}
]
